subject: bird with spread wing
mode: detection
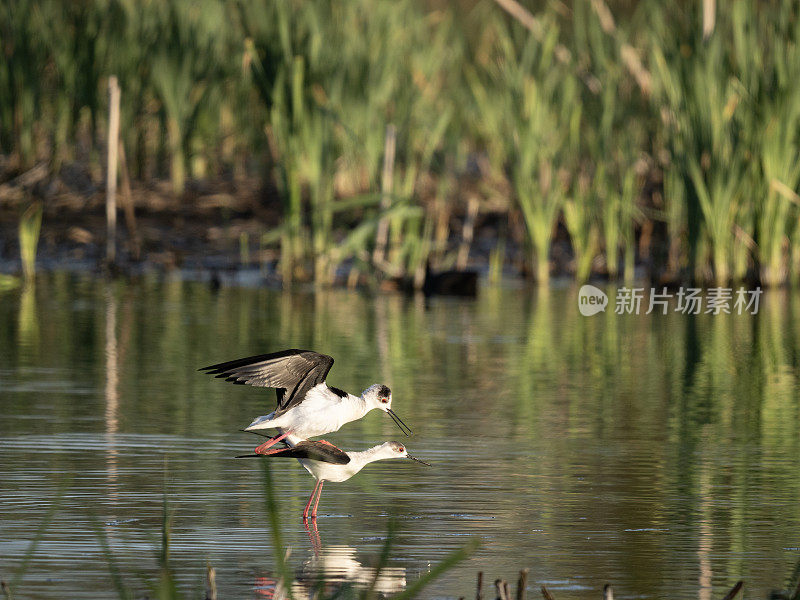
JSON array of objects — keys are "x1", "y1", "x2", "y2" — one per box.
[{"x1": 200, "y1": 349, "x2": 412, "y2": 453}]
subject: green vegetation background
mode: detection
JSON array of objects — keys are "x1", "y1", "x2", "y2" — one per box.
[{"x1": 2, "y1": 0, "x2": 800, "y2": 286}]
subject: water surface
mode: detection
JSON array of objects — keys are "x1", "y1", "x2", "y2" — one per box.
[{"x1": 1, "y1": 274, "x2": 799, "y2": 598}]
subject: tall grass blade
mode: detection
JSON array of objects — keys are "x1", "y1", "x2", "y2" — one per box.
[
  {"x1": 89, "y1": 514, "x2": 134, "y2": 600},
  {"x1": 363, "y1": 518, "x2": 398, "y2": 598},
  {"x1": 391, "y1": 537, "x2": 480, "y2": 600},
  {"x1": 7, "y1": 484, "x2": 66, "y2": 597},
  {"x1": 19, "y1": 202, "x2": 42, "y2": 282},
  {"x1": 260, "y1": 460, "x2": 295, "y2": 600}
]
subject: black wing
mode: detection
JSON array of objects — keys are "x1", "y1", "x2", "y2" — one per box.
[
  {"x1": 237, "y1": 441, "x2": 351, "y2": 465},
  {"x1": 200, "y1": 349, "x2": 335, "y2": 414}
]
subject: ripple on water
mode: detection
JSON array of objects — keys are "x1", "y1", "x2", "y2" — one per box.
[{"x1": 3, "y1": 280, "x2": 800, "y2": 600}]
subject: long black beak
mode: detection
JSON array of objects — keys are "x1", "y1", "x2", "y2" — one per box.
[
  {"x1": 407, "y1": 455, "x2": 431, "y2": 466},
  {"x1": 387, "y1": 408, "x2": 413, "y2": 437},
  {"x1": 240, "y1": 429, "x2": 272, "y2": 438}
]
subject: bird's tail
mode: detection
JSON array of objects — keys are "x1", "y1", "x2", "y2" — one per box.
[{"x1": 244, "y1": 414, "x2": 275, "y2": 431}]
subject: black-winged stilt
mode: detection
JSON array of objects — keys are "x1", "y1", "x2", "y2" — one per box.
[
  {"x1": 200, "y1": 349, "x2": 413, "y2": 453},
  {"x1": 238, "y1": 440, "x2": 430, "y2": 520}
]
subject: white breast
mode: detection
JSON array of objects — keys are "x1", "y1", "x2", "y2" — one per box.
[
  {"x1": 273, "y1": 385, "x2": 364, "y2": 438},
  {"x1": 298, "y1": 457, "x2": 362, "y2": 483}
]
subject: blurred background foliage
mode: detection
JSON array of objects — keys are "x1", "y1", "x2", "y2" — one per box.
[{"x1": 2, "y1": 0, "x2": 800, "y2": 287}]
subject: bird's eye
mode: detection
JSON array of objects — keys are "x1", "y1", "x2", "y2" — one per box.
[
  {"x1": 381, "y1": 398, "x2": 389, "y2": 403},
  {"x1": 398, "y1": 446, "x2": 404, "y2": 452}
]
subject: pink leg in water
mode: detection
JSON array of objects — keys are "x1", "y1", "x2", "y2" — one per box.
[
  {"x1": 311, "y1": 481, "x2": 324, "y2": 519},
  {"x1": 256, "y1": 446, "x2": 289, "y2": 456},
  {"x1": 303, "y1": 480, "x2": 322, "y2": 520},
  {"x1": 304, "y1": 518, "x2": 322, "y2": 556},
  {"x1": 254, "y1": 430, "x2": 292, "y2": 455}
]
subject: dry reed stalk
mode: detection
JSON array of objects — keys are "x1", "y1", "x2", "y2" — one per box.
[
  {"x1": 373, "y1": 124, "x2": 397, "y2": 268},
  {"x1": 457, "y1": 196, "x2": 479, "y2": 270},
  {"x1": 720, "y1": 581, "x2": 743, "y2": 600},
  {"x1": 106, "y1": 76, "x2": 120, "y2": 264},
  {"x1": 516, "y1": 569, "x2": 529, "y2": 600},
  {"x1": 117, "y1": 140, "x2": 140, "y2": 260}
]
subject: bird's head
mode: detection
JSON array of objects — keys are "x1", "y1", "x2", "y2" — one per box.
[
  {"x1": 362, "y1": 383, "x2": 393, "y2": 411},
  {"x1": 379, "y1": 441, "x2": 431, "y2": 466},
  {"x1": 362, "y1": 384, "x2": 413, "y2": 436}
]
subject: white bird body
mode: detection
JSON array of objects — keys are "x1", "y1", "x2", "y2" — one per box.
[
  {"x1": 245, "y1": 384, "x2": 369, "y2": 439},
  {"x1": 242, "y1": 440, "x2": 430, "y2": 519},
  {"x1": 200, "y1": 350, "x2": 412, "y2": 453},
  {"x1": 296, "y1": 442, "x2": 405, "y2": 483}
]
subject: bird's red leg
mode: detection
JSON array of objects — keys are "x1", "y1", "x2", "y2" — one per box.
[
  {"x1": 303, "y1": 481, "x2": 321, "y2": 520},
  {"x1": 316, "y1": 439, "x2": 344, "y2": 452},
  {"x1": 311, "y1": 480, "x2": 324, "y2": 519},
  {"x1": 304, "y1": 518, "x2": 322, "y2": 556},
  {"x1": 255, "y1": 446, "x2": 289, "y2": 456},
  {"x1": 253, "y1": 576, "x2": 277, "y2": 598},
  {"x1": 254, "y1": 430, "x2": 293, "y2": 455}
]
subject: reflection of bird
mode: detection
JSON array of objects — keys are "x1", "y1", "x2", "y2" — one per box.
[
  {"x1": 255, "y1": 538, "x2": 406, "y2": 599},
  {"x1": 239, "y1": 439, "x2": 430, "y2": 520},
  {"x1": 299, "y1": 544, "x2": 406, "y2": 596},
  {"x1": 200, "y1": 349, "x2": 413, "y2": 454}
]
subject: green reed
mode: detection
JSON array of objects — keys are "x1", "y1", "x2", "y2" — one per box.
[
  {"x1": 650, "y1": 16, "x2": 747, "y2": 285},
  {"x1": 564, "y1": 171, "x2": 601, "y2": 284},
  {"x1": 3, "y1": 1, "x2": 800, "y2": 286},
  {"x1": 645, "y1": 0, "x2": 800, "y2": 285},
  {"x1": 19, "y1": 203, "x2": 42, "y2": 282},
  {"x1": 468, "y1": 12, "x2": 576, "y2": 284},
  {"x1": 755, "y1": 5, "x2": 800, "y2": 286},
  {"x1": 240, "y1": 0, "x2": 460, "y2": 285}
]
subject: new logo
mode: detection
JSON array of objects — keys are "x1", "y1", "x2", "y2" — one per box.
[{"x1": 578, "y1": 285, "x2": 608, "y2": 316}]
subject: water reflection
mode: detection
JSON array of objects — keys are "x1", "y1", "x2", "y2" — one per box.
[
  {"x1": 105, "y1": 287, "x2": 119, "y2": 499},
  {"x1": 1, "y1": 275, "x2": 800, "y2": 599},
  {"x1": 16, "y1": 282, "x2": 38, "y2": 362},
  {"x1": 257, "y1": 521, "x2": 406, "y2": 599}
]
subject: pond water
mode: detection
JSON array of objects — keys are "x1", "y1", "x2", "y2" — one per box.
[{"x1": 1, "y1": 273, "x2": 799, "y2": 599}]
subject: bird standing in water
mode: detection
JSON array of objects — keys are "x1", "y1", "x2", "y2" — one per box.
[
  {"x1": 200, "y1": 349, "x2": 413, "y2": 454},
  {"x1": 239, "y1": 439, "x2": 430, "y2": 520}
]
